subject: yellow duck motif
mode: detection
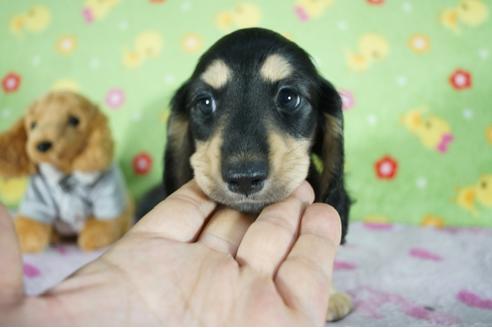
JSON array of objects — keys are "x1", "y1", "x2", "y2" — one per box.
[
  {"x1": 363, "y1": 214, "x2": 390, "y2": 224},
  {"x1": 420, "y1": 214, "x2": 446, "y2": 228},
  {"x1": 123, "y1": 31, "x2": 164, "y2": 69},
  {"x1": 0, "y1": 177, "x2": 28, "y2": 207},
  {"x1": 83, "y1": 0, "x2": 119, "y2": 23},
  {"x1": 216, "y1": 3, "x2": 261, "y2": 31},
  {"x1": 401, "y1": 107, "x2": 454, "y2": 153},
  {"x1": 294, "y1": 0, "x2": 333, "y2": 21},
  {"x1": 441, "y1": 0, "x2": 488, "y2": 33},
  {"x1": 346, "y1": 34, "x2": 389, "y2": 72},
  {"x1": 52, "y1": 79, "x2": 80, "y2": 92},
  {"x1": 486, "y1": 125, "x2": 492, "y2": 145},
  {"x1": 456, "y1": 175, "x2": 492, "y2": 216},
  {"x1": 9, "y1": 5, "x2": 51, "y2": 35}
]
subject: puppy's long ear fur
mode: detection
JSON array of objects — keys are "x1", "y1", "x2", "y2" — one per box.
[
  {"x1": 0, "y1": 118, "x2": 35, "y2": 177},
  {"x1": 310, "y1": 77, "x2": 351, "y2": 243},
  {"x1": 163, "y1": 82, "x2": 195, "y2": 195},
  {"x1": 71, "y1": 109, "x2": 114, "y2": 172}
]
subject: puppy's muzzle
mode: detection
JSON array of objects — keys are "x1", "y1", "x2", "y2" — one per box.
[
  {"x1": 222, "y1": 160, "x2": 268, "y2": 196},
  {"x1": 36, "y1": 140, "x2": 53, "y2": 153}
]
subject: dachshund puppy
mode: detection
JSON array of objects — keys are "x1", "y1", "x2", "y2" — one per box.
[{"x1": 143, "y1": 28, "x2": 352, "y2": 321}]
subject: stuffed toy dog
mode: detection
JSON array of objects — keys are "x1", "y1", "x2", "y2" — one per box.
[{"x1": 0, "y1": 90, "x2": 133, "y2": 252}]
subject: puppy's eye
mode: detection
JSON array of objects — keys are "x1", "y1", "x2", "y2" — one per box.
[
  {"x1": 195, "y1": 95, "x2": 216, "y2": 115},
  {"x1": 276, "y1": 88, "x2": 301, "y2": 113},
  {"x1": 68, "y1": 115, "x2": 80, "y2": 127},
  {"x1": 30, "y1": 121, "x2": 37, "y2": 130}
]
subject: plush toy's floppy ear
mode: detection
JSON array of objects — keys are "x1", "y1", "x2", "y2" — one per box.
[
  {"x1": 310, "y1": 77, "x2": 351, "y2": 243},
  {"x1": 0, "y1": 118, "x2": 35, "y2": 177},
  {"x1": 71, "y1": 109, "x2": 114, "y2": 172},
  {"x1": 163, "y1": 81, "x2": 195, "y2": 195}
]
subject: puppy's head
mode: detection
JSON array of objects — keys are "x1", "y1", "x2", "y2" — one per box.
[
  {"x1": 0, "y1": 90, "x2": 113, "y2": 174},
  {"x1": 165, "y1": 28, "x2": 343, "y2": 212}
]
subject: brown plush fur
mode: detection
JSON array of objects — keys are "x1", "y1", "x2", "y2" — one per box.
[{"x1": 0, "y1": 90, "x2": 132, "y2": 253}]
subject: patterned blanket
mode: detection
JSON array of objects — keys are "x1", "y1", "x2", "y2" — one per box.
[{"x1": 21, "y1": 222, "x2": 492, "y2": 326}]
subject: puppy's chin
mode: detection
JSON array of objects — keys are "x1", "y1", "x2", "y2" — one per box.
[
  {"x1": 218, "y1": 199, "x2": 268, "y2": 214},
  {"x1": 205, "y1": 184, "x2": 296, "y2": 214}
]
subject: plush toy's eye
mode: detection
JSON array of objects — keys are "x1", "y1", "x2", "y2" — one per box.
[
  {"x1": 195, "y1": 95, "x2": 216, "y2": 115},
  {"x1": 276, "y1": 87, "x2": 302, "y2": 114},
  {"x1": 30, "y1": 121, "x2": 37, "y2": 130},
  {"x1": 68, "y1": 115, "x2": 80, "y2": 127}
]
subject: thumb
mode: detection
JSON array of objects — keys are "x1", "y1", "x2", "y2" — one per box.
[{"x1": 0, "y1": 204, "x2": 24, "y2": 305}]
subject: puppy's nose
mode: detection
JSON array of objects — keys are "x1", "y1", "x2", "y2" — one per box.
[
  {"x1": 223, "y1": 161, "x2": 268, "y2": 196},
  {"x1": 36, "y1": 141, "x2": 53, "y2": 153}
]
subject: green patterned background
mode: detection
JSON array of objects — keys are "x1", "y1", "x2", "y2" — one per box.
[{"x1": 0, "y1": 0, "x2": 491, "y2": 227}]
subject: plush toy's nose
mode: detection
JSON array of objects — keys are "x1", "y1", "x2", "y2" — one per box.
[{"x1": 36, "y1": 141, "x2": 53, "y2": 153}]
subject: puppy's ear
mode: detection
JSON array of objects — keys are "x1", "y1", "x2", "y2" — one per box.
[
  {"x1": 163, "y1": 82, "x2": 195, "y2": 194},
  {"x1": 71, "y1": 108, "x2": 114, "y2": 172},
  {"x1": 0, "y1": 118, "x2": 36, "y2": 177},
  {"x1": 311, "y1": 78, "x2": 344, "y2": 199},
  {"x1": 311, "y1": 77, "x2": 351, "y2": 243}
]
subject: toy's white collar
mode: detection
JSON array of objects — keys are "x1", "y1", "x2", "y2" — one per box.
[{"x1": 38, "y1": 163, "x2": 101, "y2": 186}]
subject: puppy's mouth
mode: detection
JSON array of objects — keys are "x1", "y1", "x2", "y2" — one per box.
[{"x1": 206, "y1": 179, "x2": 295, "y2": 214}]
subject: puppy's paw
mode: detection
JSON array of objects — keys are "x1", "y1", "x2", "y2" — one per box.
[
  {"x1": 78, "y1": 218, "x2": 118, "y2": 251},
  {"x1": 14, "y1": 216, "x2": 51, "y2": 253},
  {"x1": 326, "y1": 291, "x2": 353, "y2": 322}
]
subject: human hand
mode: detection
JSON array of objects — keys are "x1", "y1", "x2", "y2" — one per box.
[{"x1": 0, "y1": 180, "x2": 341, "y2": 325}]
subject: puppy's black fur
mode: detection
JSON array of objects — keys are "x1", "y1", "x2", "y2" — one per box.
[{"x1": 139, "y1": 28, "x2": 351, "y2": 243}]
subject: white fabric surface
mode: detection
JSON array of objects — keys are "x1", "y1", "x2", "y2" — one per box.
[{"x1": 20, "y1": 222, "x2": 492, "y2": 326}]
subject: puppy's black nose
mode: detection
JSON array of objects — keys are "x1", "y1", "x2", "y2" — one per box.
[
  {"x1": 36, "y1": 141, "x2": 53, "y2": 153},
  {"x1": 223, "y1": 161, "x2": 268, "y2": 196}
]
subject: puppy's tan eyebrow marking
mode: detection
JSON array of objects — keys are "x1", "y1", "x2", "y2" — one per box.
[
  {"x1": 200, "y1": 59, "x2": 231, "y2": 89},
  {"x1": 260, "y1": 54, "x2": 293, "y2": 82}
]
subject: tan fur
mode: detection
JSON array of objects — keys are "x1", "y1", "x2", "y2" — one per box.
[
  {"x1": 167, "y1": 114, "x2": 191, "y2": 185},
  {"x1": 70, "y1": 110, "x2": 114, "y2": 172},
  {"x1": 326, "y1": 288, "x2": 353, "y2": 322},
  {"x1": 260, "y1": 54, "x2": 293, "y2": 82},
  {"x1": 78, "y1": 197, "x2": 134, "y2": 251},
  {"x1": 200, "y1": 59, "x2": 231, "y2": 89},
  {"x1": 0, "y1": 91, "x2": 115, "y2": 174},
  {"x1": 268, "y1": 129, "x2": 311, "y2": 200},
  {"x1": 14, "y1": 216, "x2": 52, "y2": 253},
  {"x1": 190, "y1": 129, "x2": 223, "y2": 197},
  {"x1": 0, "y1": 90, "x2": 133, "y2": 253},
  {"x1": 319, "y1": 114, "x2": 342, "y2": 199},
  {"x1": 0, "y1": 119, "x2": 36, "y2": 177}
]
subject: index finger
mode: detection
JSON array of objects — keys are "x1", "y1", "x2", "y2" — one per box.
[{"x1": 133, "y1": 180, "x2": 217, "y2": 242}]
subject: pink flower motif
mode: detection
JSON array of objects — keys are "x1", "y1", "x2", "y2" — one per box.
[
  {"x1": 363, "y1": 222, "x2": 393, "y2": 230},
  {"x1": 457, "y1": 290, "x2": 492, "y2": 310},
  {"x1": 339, "y1": 90, "x2": 355, "y2": 110},
  {"x1": 294, "y1": 5, "x2": 309, "y2": 22},
  {"x1": 23, "y1": 262, "x2": 41, "y2": 278},
  {"x1": 55, "y1": 245, "x2": 68, "y2": 255},
  {"x1": 409, "y1": 248, "x2": 442, "y2": 261},
  {"x1": 132, "y1": 152, "x2": 153, "y2": 175},
  {"x1": 449, "y1": 69, "x2": 472, "y2": 90},
  {"x1": 82, "y1": 8, "x2": 94, "y2": 23},
  {"x1": 106, "y1": 88, "x2": 125, "y2": 109},
  {"x1": 367, "y1": 0, "x2": 384, "y2": 4},
  {"x1": 2, "y1": 72, "x2": 21, "y2": 93},
  {"x1": 436, "y1": 133, "x2": 454, "y2": 153},
  {"x1": 374, "y1": 155, "x2": 398, "y2": 180},
  {"x1": 334, "y1": 260, "x2": 357, "y2": 270}
]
